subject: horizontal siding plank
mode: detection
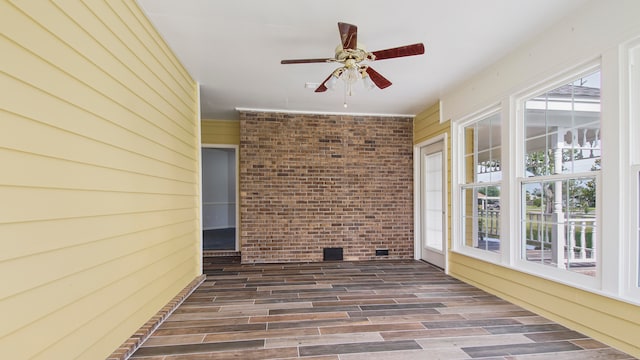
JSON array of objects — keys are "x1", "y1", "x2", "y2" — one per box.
[
  {"x1": 0, "y1": 186, "x2": 195, "y2": 224},
  {"x1": 414, "y1": 117, "x2": 443, "y2": 134},
  {"x1": 0, "y1": 208, "x2": 196, "y2": 261},
  {"x1": 55, "y1": 0, "x2": 195, "y2": 126},
  {"x1": 0, "y1": 149, "x2": 195, "y2": 196},
  {"x1": 0, "y1": 242, "x2": 197, "y2": 358},
  {"x1": 415, "y1": 102, "x2": 440, "y2": 120},
  {"x1": 0, "y1": 222, "x2": 197, "y2": 334},
  {"x1": 0, "y1": 3, "x2": 196, "y2": 159},
  {"x1": 109, "y1": 0, "x2": 196, "y2": 104},
  {"x1": 0, "y1": 75, "x2": 196, "y2": 175},
  {"x1": 415, "y1": 129, "x2": 448, "y2": 145},
  {"x1": 201, "y1": 134, "x2": 241, "y2": 145},
  {"x1": 201, "y1": 127, "x2": 241, "y2": 137},
  {"x1": 201, "y1": 120, "x2": 241, "y2": 145}
]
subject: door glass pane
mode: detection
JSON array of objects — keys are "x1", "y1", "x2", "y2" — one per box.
[{"x1": 425, "y1": 152, "x2": 443, "y2": 251}]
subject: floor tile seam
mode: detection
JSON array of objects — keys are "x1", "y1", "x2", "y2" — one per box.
[
  {"x1": 156, "y1": 331, "x2": 270, "y2": 344},
  {"x1": 249, "y1": 311, "x2": 353, "y2": 324},
  {"x1": 153, "y1": 323, "x2": 269, "y2": 336},
  {"x1": 378, "y1": 326, "x2": 494, "y2": 339},
  {"x1": 317, "y1": 323, "x2": 427, "y2": 336},
  {"x1": 134, "y1": 339, "x2": 271, "y2": 357},
  {"x1": 265, "y1": 320, "x2": 370, "y2": 331},
  {"x1": 138, "y1": 334, "x2": 207, "y2": 349},
  {"x1": 262, "y1": 331, "x2": 386, "y2": 347},
  {"x1": 168, "y1": 314, "x2": 259, "y2": 322}
]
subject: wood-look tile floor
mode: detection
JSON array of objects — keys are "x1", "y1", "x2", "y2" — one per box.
[{"x1": 131, "y1": 259, "x2": 637, "y2": 360}]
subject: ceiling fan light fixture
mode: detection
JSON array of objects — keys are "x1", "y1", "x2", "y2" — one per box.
[
  {"x1": 362, "y1": 72, "x2": 376, "y2": 90},
  {"x1": 326, "y1": 74, "x2": 339, "y2": 90},
  {"x1": 342, "y1": 66, "x2": 360, "y2": 96},
  {"x1": 281, "y1": 22, "x2": 425, "y2": 104}
]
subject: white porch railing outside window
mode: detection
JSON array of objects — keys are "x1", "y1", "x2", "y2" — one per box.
[{"x1": 479, "y1": 210, "x2": 596, "y2": 265}]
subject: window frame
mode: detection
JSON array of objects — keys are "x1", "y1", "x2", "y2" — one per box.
[
  {"x1": 629, "y1": 167, "x2": 640, "y2": 298},
  {"x1": 452, "y1": 106, "x2": 503, "y2": 264},
  {"x1": 513, "y1": 63, "x2": 602, "y2": 289},
  {"x1": 625, "y1": 38, "x2": 640, "y2": 299},
  {"x1": 450, "y1": 43, "x2": 640, "y2": 305}
]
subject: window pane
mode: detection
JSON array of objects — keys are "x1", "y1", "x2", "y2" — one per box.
[
  {"x1": 462, "y1": 186, "x2": 501, "y2": 253},
  {"x1": 465, "y1": 113, "x2": 502, "y2": 183},
  {"x1": 461, "y1": 187, "x2": 476, "y2": 248},
  {"x1": 461, "y1": 111, "x2": 502, "y2": 255},
  {"x1": 524, "y1": 70, "x2": 601, "y2": 177},
  {"x1": 521, "y1": 177, "x2": 597, "y2": 276}
]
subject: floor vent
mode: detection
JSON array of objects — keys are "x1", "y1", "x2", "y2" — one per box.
[
  {"x1": 376, "y1": 249, "x2": 389, "y2": 256},
  {"x1": 323, "y1": 247, "x2": 343, "y2": 261}
]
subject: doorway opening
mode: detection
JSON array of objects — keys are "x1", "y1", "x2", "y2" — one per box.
[{"x1": 202, "y1": 146, "x2": 238, "y2": 251}]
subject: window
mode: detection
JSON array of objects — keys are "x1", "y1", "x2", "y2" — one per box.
[
  {"x1": 519, "y1": 69, "x2": 601, "y2": 277},
  {"x1": 460, "y1": 112, "x2": 502, "y2": 253}
]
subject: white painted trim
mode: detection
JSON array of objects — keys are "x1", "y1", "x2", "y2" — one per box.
[
  {"x1": 414, "y1": 133, "x2": 449, "y2": 273},
  {"x1": 196, "y1": 83, "x2": 203, "y2": 274},
  {"x1": 624, "y1": 37, "x2": 640, "y2": 299},
  {"x1": 201, "y1": 144, "x2": 241, "y2": 252},
  {"x1": 500, "y1": 101, "x2": 515, "y2": 266},
  {"x1": 235, "y1": 107, "x2": 415, "y2": 119}
]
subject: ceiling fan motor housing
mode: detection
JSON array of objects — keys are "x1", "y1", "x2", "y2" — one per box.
[{"x1": 334, "y1": 44, "x2": 374, "y2": 63}]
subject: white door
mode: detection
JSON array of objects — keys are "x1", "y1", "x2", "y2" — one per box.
[{"x1": 420, "y1": 141, "x2": 446, "y2": 268}]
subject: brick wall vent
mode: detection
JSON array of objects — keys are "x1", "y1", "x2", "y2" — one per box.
[
  {"x1": 375, "y1": 249, "x2": 390, "y2": 256},
  {"x1": 323, "y1": 247, "x2": 343, "y2": 261}
]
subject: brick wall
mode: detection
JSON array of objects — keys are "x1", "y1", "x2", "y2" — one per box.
[{"x1": 239, "y1": 111, "x2": 413, "y2": 263}]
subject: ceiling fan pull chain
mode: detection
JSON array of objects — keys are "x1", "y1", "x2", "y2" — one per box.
[{"x1": 343, "y1": 86, "x2": 348, "y2": 108}]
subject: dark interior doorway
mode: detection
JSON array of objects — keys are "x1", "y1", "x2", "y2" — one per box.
[
  {"x1": 202, "y1": 146, "x2": 237, "y2": 251},
  {"x1": 203, "y1": 228, "x2": 236, "y2": 250}
]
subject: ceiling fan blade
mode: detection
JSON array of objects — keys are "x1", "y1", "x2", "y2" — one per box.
[
  {"x1": 338, "y1": 22, "x2": 358, "y2": 50},
  {"x1": 315, "y1": 73, "x2": 334, "y2": 92},
  {"x1": 365, "y1": 67, "x2": 392, "y2": 89},
  {"x1": 281, "y1": 58, "x2": 334, "y2": 64},
  {"x1": 371, "y1": 43, "x2": 425, "y2": 60}
]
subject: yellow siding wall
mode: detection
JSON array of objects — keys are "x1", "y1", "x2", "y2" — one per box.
[
  {"x1": 201, "y1": 119, "x2": 240, "y2": 145},
  {"x1": 450, "y1": 255, "x2": 640, "y2": 357},
  {"x1": 414, "y1": 102, "x2": 446, "y2": 145},
  {"x1": 0, "y1": 1, "x2": 200, "y2": 358}
]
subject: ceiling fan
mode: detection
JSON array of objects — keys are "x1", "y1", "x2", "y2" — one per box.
[{"x1": 281, "y1": 22, "x2": 425, "y2": 95}]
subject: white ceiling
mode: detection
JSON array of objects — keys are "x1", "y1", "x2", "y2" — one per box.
[{"x1": 137, "y1": 0, "x2": 589, "y2": 120}]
